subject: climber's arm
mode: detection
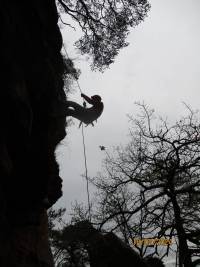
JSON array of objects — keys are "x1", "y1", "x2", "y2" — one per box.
[{"x1": 81, "y1": 93, "x2": 94, "y2": 105}]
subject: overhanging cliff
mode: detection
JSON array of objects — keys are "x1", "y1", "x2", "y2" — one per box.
[{"x1": 0, "y1": 1, "x2": 66, "y2": 266}]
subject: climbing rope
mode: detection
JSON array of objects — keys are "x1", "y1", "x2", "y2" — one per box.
[
  {"x1": 81, "y1": 125, "x2": 91, "y2": 221},
  {"x1": 62, "y1": 42, "x2": 92, "y2": 221}
]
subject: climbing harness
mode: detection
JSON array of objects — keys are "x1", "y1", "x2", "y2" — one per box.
[{"x1": 63, "y1": 42, "x2": 91, "y2": 221}]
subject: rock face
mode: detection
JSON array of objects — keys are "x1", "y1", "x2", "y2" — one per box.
[{"x1": 0, "y1": 0, "x2": 66, "y2": 266}]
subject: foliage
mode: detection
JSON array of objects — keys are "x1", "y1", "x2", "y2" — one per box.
[
  {"x1": 63, "y1": 58, "x2": 80, "y2": 95},
  {"x1": 48, "y1": 207, "x2": 165, "y2": 267},
  {"x1": 57, "y1": 0, "x2": 150, "y2": 70},
  {"x1": 48, "y1": 207, "x2": 90, "y2": 267},
  {"x1": 48, "y1": 207, "x2": 66, "y2": 233}
]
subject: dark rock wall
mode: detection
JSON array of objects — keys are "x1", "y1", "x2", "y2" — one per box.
[{"x1": 0, "y1": 0, "x2": 66, "y2": 266}]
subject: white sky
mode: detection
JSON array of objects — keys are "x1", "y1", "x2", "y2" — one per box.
[{"x1": 55, "y1": 0, "x2": 200, "y2": 228}]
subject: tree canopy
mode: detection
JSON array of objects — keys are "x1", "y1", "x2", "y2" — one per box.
[
  {"x1": 91, "y1": 103, "x2": 200, "y2": 266},
  {"x1": 57, "y1": 0, "x2": 150, "y2": 70}
]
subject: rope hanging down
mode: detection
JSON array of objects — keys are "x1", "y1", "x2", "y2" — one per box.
[
  {"x1": 63, "y1": 43, "x2": 91, "y2": 221},
  {"x1": 81, "y1": 125, "x2": 91, "y2": 221}
]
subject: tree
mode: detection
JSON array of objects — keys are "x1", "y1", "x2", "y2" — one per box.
[
  {"x1": 57, "y1": 0, "x2": 150, "y2": 70},
  {"x1": 92, "y1": 103, "x2": 200, "y2": 267},
  {"x1": 48, "y1": 208, "x2": 164, "y2": 267},
  {"x1": 48, "y1": 208, "x2": 67, "y2": 266},
  {"x1": 48, "y1": 207, "x2": 90, "y2": 267}
]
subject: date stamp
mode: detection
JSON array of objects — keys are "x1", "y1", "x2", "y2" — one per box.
[{"x1": 132, "y1": 238, "x2": 172, "y2": 246}]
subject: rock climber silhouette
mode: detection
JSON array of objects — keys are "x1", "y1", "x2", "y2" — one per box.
[{"x1": 67, "y1": 93, "x2": 104, "y2": 127}]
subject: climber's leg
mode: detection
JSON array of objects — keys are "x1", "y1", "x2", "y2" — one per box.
[
  {"x1": 67, "y1": 101, "x2": 83, "y2": 113},
  {"x1": 66, "y1": 101, "x2": 87, "y2": 123}
]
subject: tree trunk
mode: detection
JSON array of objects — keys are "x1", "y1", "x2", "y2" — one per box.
[{"x1": 170, "y1": 187, "x2": 192, "y2": 267}]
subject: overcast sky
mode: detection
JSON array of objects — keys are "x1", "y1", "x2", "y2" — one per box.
[{"x1": 55, "y1": 0, "x2": 200, "y2": 228}]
